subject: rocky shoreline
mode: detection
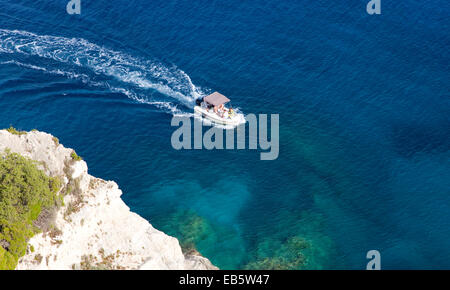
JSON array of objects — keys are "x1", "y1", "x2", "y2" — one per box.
[{"x1": 0, "y1": 129, "x2": 217, "y2": 270}]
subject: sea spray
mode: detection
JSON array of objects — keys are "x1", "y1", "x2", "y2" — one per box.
[{"x1": 0, "y1": 29, "x2": 204, "y2": 115}]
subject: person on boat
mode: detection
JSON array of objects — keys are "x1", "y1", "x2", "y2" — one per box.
[
  {"x1": 216, "y1": 104, "x2": 226, "y2": 118},
  {"x1": 228, "y1": 106, "x2": 235, "y2": 119}
]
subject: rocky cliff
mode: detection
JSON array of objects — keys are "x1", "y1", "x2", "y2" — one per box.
[{"x1": 0, "y1": 129, "x2": 217, "y2": 270}]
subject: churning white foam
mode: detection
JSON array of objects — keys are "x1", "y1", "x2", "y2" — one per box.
[
  {"x1": 0, "y1": 60, "x2": 92, "y2": 84},
  {"x1": 0, "y1": 29, "x2": 206, "y2": 115}
]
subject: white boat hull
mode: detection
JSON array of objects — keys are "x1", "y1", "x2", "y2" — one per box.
[{"x1": 194, "y1": 106, "x2": 245, "y2": 127}]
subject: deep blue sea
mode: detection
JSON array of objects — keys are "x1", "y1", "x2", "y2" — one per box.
[{"x1": 0, "y1": 1, "x2": 449, "y2": 269}]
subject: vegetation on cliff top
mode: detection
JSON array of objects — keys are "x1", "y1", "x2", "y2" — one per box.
[
  {"x1": 0, "y1": 150, "x2": 61, "y2": 270},
  {"x1": 70, "y1": 150, "x2": 83, "y2": 161},
  {"x1": 5, "y1": 126, "x2": 27, "y2": 136}
]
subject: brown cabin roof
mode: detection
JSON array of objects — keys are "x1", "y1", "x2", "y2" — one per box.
[{"x1": 204, "y1": 92, "x2": 230, "y2": 106}]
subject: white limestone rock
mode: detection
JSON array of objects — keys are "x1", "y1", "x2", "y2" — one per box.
[{"x1": 0, "y1": 129, "x2": 217, "y2": 270}]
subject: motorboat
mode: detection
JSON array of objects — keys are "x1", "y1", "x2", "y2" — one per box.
[{"x1": 194, "y1": 92, "x2": 245, "y2": 127}]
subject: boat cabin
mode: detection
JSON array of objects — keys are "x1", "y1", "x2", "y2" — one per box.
[
  {"x1": 197, "y1": 92, "x2": 230, "y2": 107},
  {"x1": 204, "y1": 92, "x2": 230, "y2": 107},
  {"x1": 194, "y1": 92, "x2": 240, "y2": 125}
]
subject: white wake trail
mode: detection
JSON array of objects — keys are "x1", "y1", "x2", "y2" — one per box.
[{"x1": 0, "y1": 29, "x2": 207, "y2": 114}]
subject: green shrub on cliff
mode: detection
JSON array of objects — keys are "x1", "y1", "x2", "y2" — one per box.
[
  {"x1": 0, "y1": 151, "x2": 61, "y2": 270},
  {"x1": 70, "y1": 150, "x2": 83, "y2": 161},
  {"x1": 5, "y1": 126, "x2": 27, "y2": 136}
]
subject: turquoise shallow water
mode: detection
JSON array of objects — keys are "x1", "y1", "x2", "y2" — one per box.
[{"x1": 0, "y1": 1, "x2": 449, "y2": 269}]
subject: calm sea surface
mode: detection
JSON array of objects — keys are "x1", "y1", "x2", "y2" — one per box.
[{"x1": 0, "y1": 0, "x2": 449, "y2": 269}]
